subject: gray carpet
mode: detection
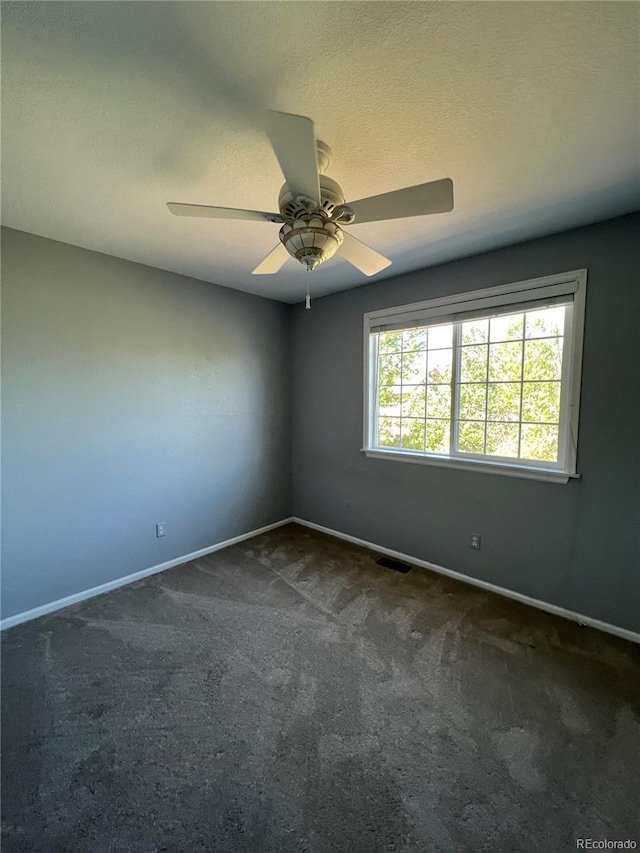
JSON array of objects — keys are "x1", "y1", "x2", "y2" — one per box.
[{"x1": 2, "y1": 522, "x2": 639, "y2": 852}]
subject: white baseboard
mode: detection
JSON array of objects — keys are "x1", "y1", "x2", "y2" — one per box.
[
  {"x1": 292, "y1": 517, "x2": 640, "y2": 645},
  {"x1": 5, "y1": 515, "x2": 636, "y2": 645},
  {"x1": 0, "y1": 518, "x2": 294, "y2": 631}
]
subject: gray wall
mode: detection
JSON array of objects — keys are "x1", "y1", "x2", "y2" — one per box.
[
  {"x1": 291, "y1": 213, "x2": 640, "y2": 633},
  {"x1": 3, "y1": 216, "x2": 639, "y2": 632},
  {"x1": 1, "y1": 228, "x2": 291, "y2": 620}
]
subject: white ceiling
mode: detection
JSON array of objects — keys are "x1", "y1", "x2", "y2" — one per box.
[{"x1": 2, "y1": 2, "x2": 639, "y2": 304}]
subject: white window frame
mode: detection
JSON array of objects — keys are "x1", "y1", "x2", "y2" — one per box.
[{"x1": 362, "y1": 269, "x2": 587, "y2": 484}]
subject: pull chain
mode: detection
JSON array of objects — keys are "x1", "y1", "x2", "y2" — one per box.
[{"x1": 305, "y1": 266, "x2": 311, "y2": 310}]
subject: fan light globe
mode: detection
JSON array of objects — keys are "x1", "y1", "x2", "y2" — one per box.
[{"x1": 279, "y1": 214, "x2": 344, "y2": 271}]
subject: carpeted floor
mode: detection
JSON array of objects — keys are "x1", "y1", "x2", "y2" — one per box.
[{"x1": 2, "y1": 522, "x2": 639, "y2": 852}]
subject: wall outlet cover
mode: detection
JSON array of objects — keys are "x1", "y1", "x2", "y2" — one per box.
[{"x1": 469, "y1": 533, "x2": 481, "y2": 550}]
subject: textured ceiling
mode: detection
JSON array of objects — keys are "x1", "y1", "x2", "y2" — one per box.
[{"x1": 2, "y1": 1, "x2": 639, "y2": 303}]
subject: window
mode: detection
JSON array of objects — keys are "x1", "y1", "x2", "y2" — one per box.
[{"x1": 363, "y1": 270, "x2": 587, "y2": 483}]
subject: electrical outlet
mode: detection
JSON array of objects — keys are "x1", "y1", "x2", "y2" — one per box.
[
  {"x1": 156, "y1": 522, "x2": 166, "y2": 538},
  {"x1": 469, "y1": 533, "x2": 481, "y2": 551},
  {"x1": 344, "y1": 500, "x2": 351, "y2": 512}
]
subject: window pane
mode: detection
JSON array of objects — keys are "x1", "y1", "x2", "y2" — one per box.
[
  {"x1": 378, "y1": 353, "x2": 402, "y2": 385},
  {"x1": 379, "y1": 331, "x2": 402, "y2": 353},
  {"x1": 524, "y1": 338, "x2": 563, "y2": 381},
  {"x1": 526, "y1": 306, "x2": 565, "y2": 339},
  {"x1": 522, "y1": 382, "x2": 561, "y2": 423},
  {"x1": 460, "y1": 345, "x2": 488, "y2": 383},
  {"x1": 458, "y1": 421, "x2": 485, "y2": 454},
  {"x1": 378, "y1": 385, "x2": 401, "y2": 417},
  {"x1": 401, "y1": 350, "x2": 427, "y2": 384},
  {"x1": 490, "y1": 312, "x2": 524, "y2": 342},
  {"x1": 427, "y1": 384, "x2": 451, "y2": 419},
  {"x1": 486, "y1": 423, "x2": 520, "y2": 458},
  {"x1": 487, "y1": 382, "x2": 521, "y2": 422},
  {"x1": 377, "y1": 417, "x2": 401, "y2": 448},
  {"x1": 401, "y1": 419, "x2": 425, "y2": 451},
  {"x1": 425, "y1": 419, "x2": 450, "y2": 454},
  {"x1": 427, "y1": 348, "x2": 452, "y2": 384},
  {"x1": 401, "y1": 385, "x2": 426, "y2": 418},
  {"x1": 462, "y1": 319, "x2": 488, "y2": 345},
  {"x1": 459, "y1": 384, "x2": 487, "y2": 420},
  {"x1": 488, "y1": 341, "x2": 523, "y2": 381},
  {"x1": 428, "y1": 323, "x2": 453, "y2": 349},
  {"x1": 402, "y1": 328, "x2": 427, "y2": 352},
  {"x1": 520, "y1": 424, "x2": 559, "y2": 462}
]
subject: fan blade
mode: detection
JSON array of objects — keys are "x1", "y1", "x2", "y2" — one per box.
[
  {"x1": 252, "y1": 243, "x2": 289, "y2": 275},
  {"x1": 338, "y1": 232, "x2": 392, "y2": 277},
  {"x1": 347, "y1": 178, "x2": 454, "y2": 224},
  {"x1": 265, "y1": 111, "x2": 320, "y2": 206},
  {"x1": 167, "y1": 203, "x2": 282, "y2": 223}
]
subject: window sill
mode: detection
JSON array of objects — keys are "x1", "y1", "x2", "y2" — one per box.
[{"x1": 362, "y1": 448, "x2": 580, "y2": 484}]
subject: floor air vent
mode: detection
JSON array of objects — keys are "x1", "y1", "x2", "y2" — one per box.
[{"x1": 376, "y1": 556, "x2": 412, "y2": 574}]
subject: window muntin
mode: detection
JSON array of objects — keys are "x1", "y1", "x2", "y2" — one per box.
[{"x1": 364, "y1": 271, "x2": 586, "y2": 480}]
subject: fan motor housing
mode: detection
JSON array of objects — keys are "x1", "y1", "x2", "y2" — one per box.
[{"x1": 278, "y1": 175, "x2": 346, "y2": 221}]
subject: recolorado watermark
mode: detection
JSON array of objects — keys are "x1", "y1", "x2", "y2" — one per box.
[{"x1": 576, "y1": 841, "x2": 637, "y2": 850}]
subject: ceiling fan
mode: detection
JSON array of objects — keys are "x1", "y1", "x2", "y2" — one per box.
[{"x1": 167, "y1": 111, "x2": 454, "y2": 278}]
